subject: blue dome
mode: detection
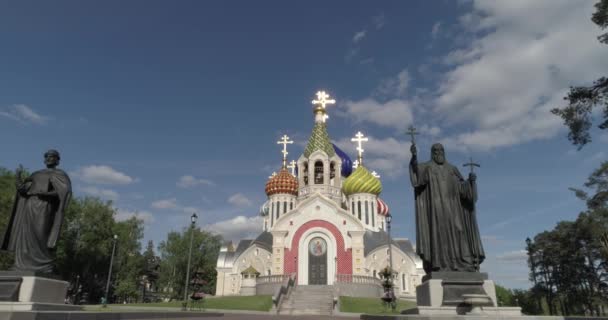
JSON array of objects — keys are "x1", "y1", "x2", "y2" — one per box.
[{"x1": 332, "y1": 143, "x2": 353, "y2": 177}]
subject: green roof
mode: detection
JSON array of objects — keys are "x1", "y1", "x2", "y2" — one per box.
[
  {"x1": 342, "y1": 166, "x2": 382, "y2": 196},
  {"x1": 303, "y1": 122, "x2": 335, "y2": 158},
  {"x1": 241, "y1": 266, "x2": 260, "y2": 275}
]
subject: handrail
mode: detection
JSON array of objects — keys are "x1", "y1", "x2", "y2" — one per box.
[
  {"x1": 335, "y1": 274, "x2": 383, "y2": 286},
  {"x1": 271, "y1": 273, "x2": 297, "y2": 312}
]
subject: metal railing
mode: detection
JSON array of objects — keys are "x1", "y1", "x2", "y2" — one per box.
[
  {"x1": 271, "y1": 273, "x2": 297, "y2": 313},
  {"x1": 335, "y1": 274, "x2": 383, "y2": 286}
]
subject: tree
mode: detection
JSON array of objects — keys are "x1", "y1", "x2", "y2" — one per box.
[
  {"x1": 0, "y1": 167, "x2": 18, "y2": 269},
  {"x1": 551, "y1": 0, "x2": 608, "y2": 148},
  {"x1": 157, "y1": 227, "x2": 222, "y2": 300},
  {"x1": 495, "y1": 284, "x2": 515, "y2": 306}
]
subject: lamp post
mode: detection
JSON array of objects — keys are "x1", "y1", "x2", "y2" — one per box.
[
  {"x1": 386, "y1": 214, "x2": 396, "y2": 310},
  {"x1": 183, "y1": 213, "x2": 198, "y2": 309},
  {"x1": 103, "y1": 234, "x2": 118, "y2": 307}
]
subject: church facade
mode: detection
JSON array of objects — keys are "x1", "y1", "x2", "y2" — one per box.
[{"x1": 215, "y1": 91, "x2": 425, "y2": 298}]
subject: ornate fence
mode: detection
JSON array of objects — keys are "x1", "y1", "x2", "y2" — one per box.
[{"x1": 335, "y1": 274, "x2": 383, "y2": 286}]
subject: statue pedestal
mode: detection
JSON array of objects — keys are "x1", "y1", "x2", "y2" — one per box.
[
  {"x1": 409, "y1": 272, "x2": 521, "y2": 316},
  {"x1": 0, "y1": 271, "x2": 81, "y2": 311}
]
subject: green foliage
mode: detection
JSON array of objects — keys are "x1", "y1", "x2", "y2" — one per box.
[
  {"x1": 495, "y1": 284, "x2": 515, "y2": 306},
  {"x1": 339, "y1": 296, "x2": 416, "y2": 315},
  {"x1": 157, "y1": 227, "x2": 222, "y2": 300},
  {"x1": 0, "y1": 167, "x2": 146, "y2": 304},
  {"x1": 551, "y1": 0, "x2": 608, "y2": 149},
  {"x1": 88, "y1": 295, "x2": 274, "y2": 312}
]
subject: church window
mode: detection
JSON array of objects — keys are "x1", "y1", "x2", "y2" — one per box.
[
  {"x1": 373, "y1": 270, "x2": 377, "y2": 278},
  {"x1": 276, "y1": 202, "x2": 280, "y2": 220},
  {"x1": 371, "y1": 202, "x2": 375, "y2": 227},
  {"x1": 290, "y1": 202, "x2": 293, "y2": 210},
  {"x1": 357, "y1": 201, "x2": 362, "y2": 220},
  {"x1": 283, "y1": 201, "x2": 287, "y2": 214},
  {"x1": 402, "y1": 274, "x2": 408, "y2": 291},
  {"x1": 303, "y1": 162, "x2": 309, "y2": 185},
  {"x1": 365, "y1": 200, "x2": 369, "y2": 224},
  {"x1": 351, "y1": 201, "x2": 355, "y2": 215},
  {"x1": 271, "y1": 203, "x2": 275, "y2": 226},
  {"x1": 330, "y1": 162, "x2": 336, "y2": 179},
  {"x1": 314, "y1": 161, "x2": 324, "y2": 184},
  {"x1": 255, "y1": 249, "x2": 259, "y2": 256}
]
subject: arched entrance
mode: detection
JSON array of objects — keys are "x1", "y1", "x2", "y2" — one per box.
[{"x1": 308, "y1": 237, "x2": 328, "y2": 284}]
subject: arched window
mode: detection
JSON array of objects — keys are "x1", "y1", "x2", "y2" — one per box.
[
  {"x1": 290, "y1": 202, "x2": 293, "y2": 210},
  {"x1": 371, "y1": 202, "x2": 375, "y2": 227},
  {"x1": 283, "y1": 201, "x2": 287, "y2": 214},
  {"x1": 351, "y1": 201, "x2": 355, "y2": 215},
  {"x1": 271, "y1": 202, "x2": 275, "y2": 227},
  {"x1": 330, "y1": 162, "x2": 336, "y2": 179},
  {"x1": 276, "y1": 202, "x2": 280, "y2": 220},
  {"x1": 314, "y1": 161, "x2": 324, "y2": 184},
  {"x1": 357, "y1": 201, "x2": 362, "y2": 220},
  {"x1": 303, "y1": 162, "x2": 309, "y2": 185},
  {"x1": 365, "y1": 200, "x2": 369, "y2": 224}
]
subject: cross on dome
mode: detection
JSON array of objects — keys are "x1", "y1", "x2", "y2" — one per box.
[
  {"x1": 372, "y1": 171, "x2": 380, "y2": 178},
  {"x1": 287, "y1": 160, "x2": 297, "y2": 176},
  {"x1": 277, "y1": 134, "x2": 293, "y2": 168},
  {"x1": 312, "y1": 91, "x2": 336, "y2": 110},
  {"x1": 351, "y1": 131, "x2": 368, "y2": 165},
  {"x1": 352, "y1": 159, "x2": 359, "y2": 169},
  {"x1": 269, "y1": 172, "x2": 277, "y2": 179}
]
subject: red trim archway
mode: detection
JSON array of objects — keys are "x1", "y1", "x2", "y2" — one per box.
[{"x1": 283, "y1": 219, "x2": 352, "y2": 275}]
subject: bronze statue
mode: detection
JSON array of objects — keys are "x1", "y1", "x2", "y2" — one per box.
[
  {"x1": 409, "y1": 143, "x2": 484, "y2": 273},
  {"x1": 1, "y1": 149, "x2": 72, "y2": 273}
]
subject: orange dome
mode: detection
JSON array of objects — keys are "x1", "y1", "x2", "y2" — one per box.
[{"x1": 265, "y1": 169, "x2": 298, "y2": 196}]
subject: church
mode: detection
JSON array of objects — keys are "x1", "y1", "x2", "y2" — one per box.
[{"x1": 215, "y1": 91, "x2": 425, "y2": 298}]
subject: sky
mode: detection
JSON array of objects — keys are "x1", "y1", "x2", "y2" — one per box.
[{"x1": 1, "y1": 0, "x2": 607, "y2": 289}]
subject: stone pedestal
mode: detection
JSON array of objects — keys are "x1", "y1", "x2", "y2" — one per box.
[
  {"x1": 410, "y1": 272, "x2": 520, "y2": 316},
  {"x1": 0, "y1": 272, "x2": 81, "y2": 311}
]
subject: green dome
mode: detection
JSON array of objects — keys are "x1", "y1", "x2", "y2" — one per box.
[{"x1": 342, "y1": 166, "x2": 382, "y2": 196}]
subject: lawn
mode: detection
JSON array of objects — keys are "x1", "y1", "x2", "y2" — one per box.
[
  {"x1": 90, "y1": 295, "x2": 273, "y2": 312},
  {"x1": 339, "y1": 296, "x2": 417, "y2": 315}
]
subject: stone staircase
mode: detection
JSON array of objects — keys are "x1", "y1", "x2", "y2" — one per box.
[{"x1": 278, "y1": 285, "x2": 334, "y2": 316}]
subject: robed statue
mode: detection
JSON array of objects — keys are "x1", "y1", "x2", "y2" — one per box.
[
  {"x1": 1, "y1": 149, "x2": 72, "y2": 273},
  {"x1": 409, "y1": 143, "x2": 484, "y2": 274}
]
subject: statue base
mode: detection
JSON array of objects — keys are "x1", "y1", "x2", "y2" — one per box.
[
  {"x1": 411, "y1": 272, "x2": 518, "y2": 316},
  {"x1": 0, "y1": 271, "x2": 81, "y2": 311}
]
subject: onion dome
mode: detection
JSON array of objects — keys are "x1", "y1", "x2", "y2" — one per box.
[
  {"x1": 377, "y1": 198, "x2": 389, "y2": 216},
  {"x1": 342, "y1": 166, "x2": 382, "y2": 196},
  {"x1": 259, "y1": 201, "x2": 270, "y2": 216},
  {"x1": 332, "y1": 143, "x2": 353, "y2": 177},
  {"x1": 265, "y1": 169, "x2": 298, "y2": 196}
]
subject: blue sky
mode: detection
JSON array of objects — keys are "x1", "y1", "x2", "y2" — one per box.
[{"x1": 1, "y1": 0, "x2": 606, "y2": 289}]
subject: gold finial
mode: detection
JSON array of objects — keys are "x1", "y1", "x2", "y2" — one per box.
[{"x1": 311, "y1": 90, "x2": 336, "y2": 123}]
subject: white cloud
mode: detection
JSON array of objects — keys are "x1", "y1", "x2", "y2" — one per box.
[
  {"x1": 376, "y1": 69, "x2": 410, "y2": 97},
  {"x1": 227, "y1": 193, "x2": 253, "y2": 208},
  {"x1": 151, "y1": 198, "x2": 178, "y2": 209},
  {"x1": 496, "y1": 250, "x2": 528, "y2": 262},
  {"x1": 339, "y1": 98, "x2": 413, "y2": 130},
  {"x1": 433, "y1": 0, "x2": 607, "y2": 152},
  {"x1": 372, "y1": 13, "x2": 386, "y2": 30},
  {"x1": 0, "y1": 105, "x2": 48, "y2": 124},
  {"x1": 203, "y1": 215, "x2": 263, "y2": 242},
  {"x1": 176, "y1": 175, "x2": 214, "y2": 188},
  {"x1": 81, "y1": 186, "x2": 119, "y2": 201},
  {"x1": 115, "y1": 209, "x2": 155, "y2": 224},
  {"x1": 352, "y1": 30, "x2": 366, "y2": 43},
  {"x1": 336, "y1": 136, "x2": 410, "y2": 177},
  {"x1": 73, "y1": 165, "x2": 135, "y2": 185},
  {"x1": 431, "y1": 22, "x2": 441, "y2": 38}
]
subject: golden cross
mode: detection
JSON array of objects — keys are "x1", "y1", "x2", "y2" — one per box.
[
  {"x1": 351, "y1": 131, "x2": 368, "y2": 164},
  {"x1": 352, "y1": 160, "x2": 359, "y2": 169},
  {"x1": 312, "y1": 91, "x2": 336, "y2": 110},
  {"x1": 372, "y1": 171, "x2": 380, "y2": 178},
  {"x1": 277, "y1": 134, "x2": 293, "y2": 168},
  {"x1": 269, "y1": 172, "x2": 277, "y2": 179}
]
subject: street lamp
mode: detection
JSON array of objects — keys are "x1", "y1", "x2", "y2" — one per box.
[
  {"x1": 183, "y1": 213, "x2": 198, "y2": 309},
  {"x1": 103, "y1": 234, "x2": 118, "y2": 307},
  {"x1": 386, "y1": 214, "x2": 396, "y2": 310}
]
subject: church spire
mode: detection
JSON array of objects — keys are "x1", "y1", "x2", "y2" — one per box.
[{"x1": 304, "y1": 90, "x2": 336, "y2": 158}]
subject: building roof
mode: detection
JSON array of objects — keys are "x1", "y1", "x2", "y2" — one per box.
[
  {"x1": 303, "y1": 122, "x2": 335, "y2": 158},
  {"x1": 363, "y1": 230, "x2": 415, "y2": 256},
  {"x1": 252, "y1": 231, "x2": 273, "y2": 252}
]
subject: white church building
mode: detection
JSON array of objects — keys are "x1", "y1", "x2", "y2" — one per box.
[{"x1": 215, "y1": 91, "x2": 425, "y2": 298}]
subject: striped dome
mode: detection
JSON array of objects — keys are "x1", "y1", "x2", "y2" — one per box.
[
  {"x1": 265, "y1": 169, "x2": 298, "y2": 196},
  {"x1": 377, "y1": 198, "x2": 389, "y2": 216},
  {"x1": 342, "y1": 166, "x2": 382, "y2": 196}
]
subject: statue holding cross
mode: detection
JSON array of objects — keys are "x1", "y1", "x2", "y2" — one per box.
[{"x1": 408, "y1": 140, "x2": 485, "y2": 273}]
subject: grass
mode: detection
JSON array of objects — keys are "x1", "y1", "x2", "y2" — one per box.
[
  {"x1": 339, "y1": 296, "x2": 417, "y2": 315},
  {"x1": 86, "y1": 295, "x2": 273, "y2": 312}
]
